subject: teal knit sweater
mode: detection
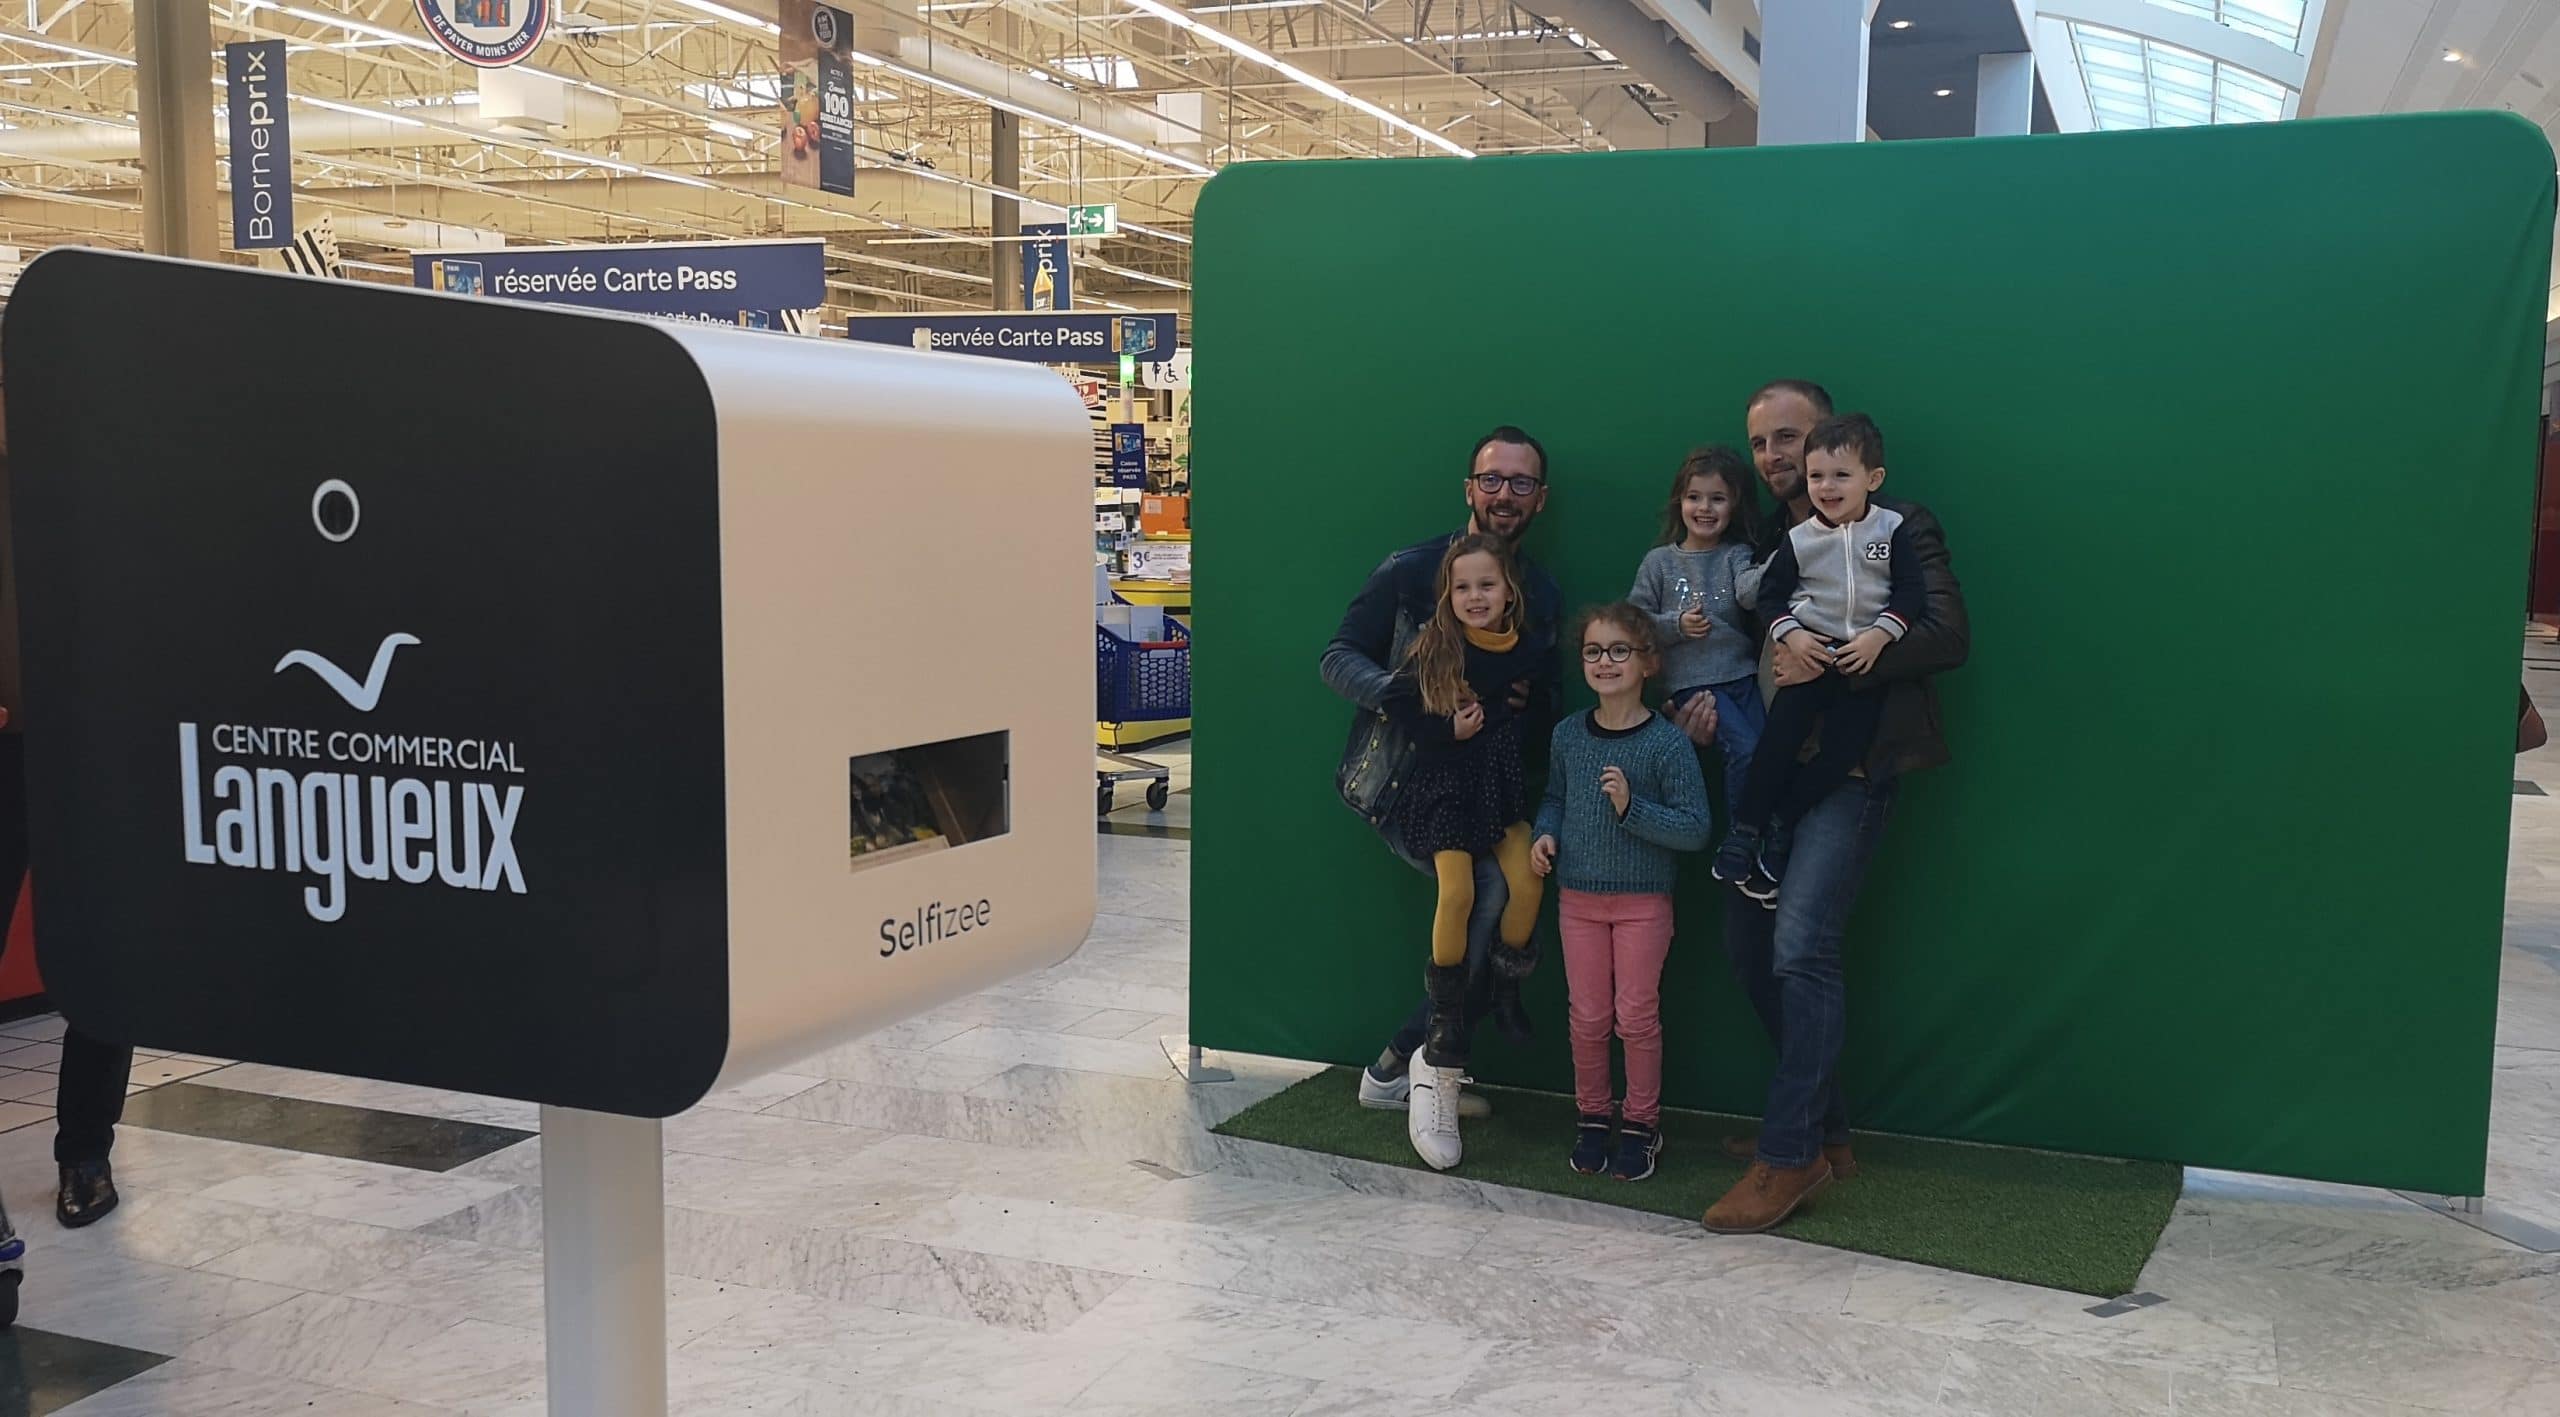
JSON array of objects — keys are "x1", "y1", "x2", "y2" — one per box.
[{"x1": 1532, "y1": 710, "x2": 1712, "y2": 895}]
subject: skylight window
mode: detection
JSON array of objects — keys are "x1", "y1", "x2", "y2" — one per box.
[
  {"x1": 2071, "y1": 22, "x2": 2295, "y2": 130},
  {"x1": 2145, "y1": 0, "x2": 2309, "y2": 52}
]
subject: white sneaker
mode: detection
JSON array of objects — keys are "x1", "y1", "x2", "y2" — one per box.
[
  {"x1": 1359, "y1": 1064, "x2": 1491, "y2": 1117},
  {"x1": 1405, "y1": 1060, "x2": 1466, "y2": 1171}
]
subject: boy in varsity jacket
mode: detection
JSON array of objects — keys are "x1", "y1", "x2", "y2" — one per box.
[{"x1": 1711, "y1": 413, "x2": 1930, "y2": 902}]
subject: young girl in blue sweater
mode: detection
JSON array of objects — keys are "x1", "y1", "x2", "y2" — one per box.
[{"x1": 1531, "y1": 603, "x2": 1712, "y2": 1181}]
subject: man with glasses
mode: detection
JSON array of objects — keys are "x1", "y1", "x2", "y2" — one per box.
[{"x1": 1321, "y1": 427, "x2": 1562, "y2": 1156}]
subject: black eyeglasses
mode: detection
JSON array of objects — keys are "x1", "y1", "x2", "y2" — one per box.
[
  {"x1": 1470, "y1": 472, "x2": 1544, "y2": 496},
  {"x1": 1580, "y1": 643, "x2": 1637, "y2": 663}
]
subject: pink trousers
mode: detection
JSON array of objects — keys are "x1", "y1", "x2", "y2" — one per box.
[{"x1": 1557, "y1": 888, "x2": 1674, "y2": 1126}]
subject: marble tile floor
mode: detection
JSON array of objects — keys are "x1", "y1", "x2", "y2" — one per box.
[{"x1": 0, "y1": 741, "x2": 2552, "y2": 1410}]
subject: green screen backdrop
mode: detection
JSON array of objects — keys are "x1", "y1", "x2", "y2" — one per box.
[{"x1": 1189, "y1": 115, "x2": 2554, "y2": 1197}]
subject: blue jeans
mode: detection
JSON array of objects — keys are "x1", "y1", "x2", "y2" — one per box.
[
  {"x1": 1671, "y1": 680, "x2": 1764, "y2": 812},
  {"x1": 1384, "y1": 842, "x2": 1502, "y2": 1062},
  {"x1": 1718, "y1": 774, "x2": 1897, "y2": 1168},
  {"x1": 1705, "y1": 678, "x2": 1765, "y2": 813}
]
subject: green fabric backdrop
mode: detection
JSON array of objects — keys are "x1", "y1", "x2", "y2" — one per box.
[{"x1": 1188, "y1": 115, "x2": 2553, "y2": 1196}]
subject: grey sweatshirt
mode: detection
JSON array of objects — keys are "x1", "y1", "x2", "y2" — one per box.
[
  {"x1": 1628, "y1": 543, "x2": 1760, "y2": 693},
  {"x1": 1533, "y1": 710, "x2": 1712, "y2": 894}
]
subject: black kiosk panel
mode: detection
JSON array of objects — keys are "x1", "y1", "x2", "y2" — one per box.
[{"x1": 3, "y1": 251, "x2": 731, "y2": 1117}]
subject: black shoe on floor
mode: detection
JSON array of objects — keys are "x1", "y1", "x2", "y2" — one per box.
[{"x1": 58, "y1": 1159, "x2": 119, "y2": 1229}]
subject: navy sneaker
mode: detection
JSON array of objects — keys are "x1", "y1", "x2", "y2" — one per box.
[
  {"x1": 1568, "y1": 1113, "x2": 1614, "y2": 1175},
  {"x1": 1610, "y1": 1121, "x2": 1662, "y2": 1182},
  {"x1": 1741, "y1": 826, "x2": 1791, "y2": 905},
  {"x1": 1710, "y1": 825, "x2": 1762, "y2": 887}
]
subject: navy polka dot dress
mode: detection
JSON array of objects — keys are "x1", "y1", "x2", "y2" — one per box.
[{"x1": 1389, "y1": 636, "x2": 1542, "y2": 861}]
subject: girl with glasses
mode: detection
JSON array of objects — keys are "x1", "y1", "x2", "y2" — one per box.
[{"x1": 1529, "y1": 604, "x2": 1712, "y2": 1181}]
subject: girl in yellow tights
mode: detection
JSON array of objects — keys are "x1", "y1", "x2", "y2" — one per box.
[{"x1": 1377, "y1": 534, "x2": 1546, "y2": 1169}]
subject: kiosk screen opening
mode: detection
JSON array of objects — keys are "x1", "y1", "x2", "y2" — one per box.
[{"x1": 849, "y1": 731, "x2": 1010, "y2": 873}]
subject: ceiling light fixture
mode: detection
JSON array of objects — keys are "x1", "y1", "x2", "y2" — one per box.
[
  {"x1": 0, "y1": 31, "x2": 133, "y2": 66},
  {"x1": 671, "y1": 0, "x2": 780, "y2": 36},
  {"x1": 1890, "y1": 19, "x2": 1912, "y2": 29},
  {"x1": 1934, "y1": 88, "x2": 1953, "y2": 96},
  {"x1": 857, "y1": 51, "x2": 1215, "y2": 176},
  {"x1": 251, "y1": 2, "x2": 443, "y2": 54},
  {"x1": 2443, "y1": 49, "x2": 2463, "y2": 63},
  {"x1": 1123, "y1": 0, "x2": 1474, "y2": 157},
  {"x1": 299, "y1": 95, "x2": 427, "y2": 127},
  {"x1": 706, "y1": 118, "x2": 758, "y2": 141}
]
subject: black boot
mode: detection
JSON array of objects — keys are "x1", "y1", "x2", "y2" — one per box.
[
  {"x1": 58, "y1": 1159, "x2": 118, "y2": 1230},
  {"x1": 1421, "y1": 961, "x2": 1469, "y2": 1069},
  {"x1": 1489, "y1": 939, "x2": 1540, "y2": 1044}
]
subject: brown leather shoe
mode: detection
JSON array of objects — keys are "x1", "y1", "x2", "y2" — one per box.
[
  {"x1": 1719, "y1": 1134, "x2": 1860, "y2": 1180},
  {"x1": 1702, "y1": 1158, "x2": 1834, "y2": 1234}
]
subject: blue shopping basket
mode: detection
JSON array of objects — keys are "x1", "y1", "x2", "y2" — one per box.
[{"x1": 1097, "y1": 615, "x2": 1191, "y2": 723}]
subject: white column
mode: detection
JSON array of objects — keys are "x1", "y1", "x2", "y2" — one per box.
[
  {"x1": 1976, "y1": 52, "x2": 2035, "y2": 136},
  {"x1": 132, "y1": 0, "x2": 218, "y2": 259},
  {"x1": 1759, "y1": 0, "x2": 1881, "y2": 146},
  {"x1": 540, "y1": 1106, "x2": 668, "y2": 1417}
]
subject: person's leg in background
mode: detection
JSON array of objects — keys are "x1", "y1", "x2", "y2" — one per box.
[
  {"x1": 1704, "y1": 776, "x2": 1894, "y2": 1233},
  {"x1": 52, "y1": 1029, "x2": 129, "y2": 1226},
  {"x1": 0, "y1": 733, "x2": 21, "y2": 1323}
]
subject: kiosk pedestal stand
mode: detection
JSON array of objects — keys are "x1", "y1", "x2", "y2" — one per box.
[
  {"x1": 1, "y1": 252, "x2": 1099, "y2": 1417},
  {"x1": 542, "y1": 1108, "x2": 669, "y2": 1416}
]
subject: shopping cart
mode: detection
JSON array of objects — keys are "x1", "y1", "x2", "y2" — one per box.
[{"x1": 1097, "y1": 612, "x2": 1190, "y2": 813}]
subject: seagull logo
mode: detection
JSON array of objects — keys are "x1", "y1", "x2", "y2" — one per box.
[{"x1": 274, "y1": 634, "x2": 420, "y2": 713}]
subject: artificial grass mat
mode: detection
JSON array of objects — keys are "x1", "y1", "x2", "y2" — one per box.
[{"x1": 1213, "y1": 1067, "x2": 2181, "y2": 1297}]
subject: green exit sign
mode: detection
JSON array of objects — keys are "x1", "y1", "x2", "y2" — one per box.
[{"x1": 1068, "y1": 203, "x2": 1119, "y2": 237}]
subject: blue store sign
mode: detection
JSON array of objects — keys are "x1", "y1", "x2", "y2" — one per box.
[
  {"x1": 1022, "y1": 222, "x2": 1071, "y2": 311},
  {"x1": 223, "y1": 41, "x2": 292, "y2": 251},
  {"x1": 1111, "y1": 423, "x2": 1147, "y2": 490},
  {"x1": 411, "y1": 239, "x2": 826, "y2": 315},
  {"x1": 842, "y1": 312, "x2": 1177, "y2": 364}
]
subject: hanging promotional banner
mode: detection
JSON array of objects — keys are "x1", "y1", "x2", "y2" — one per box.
[
  {"x1": 780, "y1": 0, "x2": 856, "y2": 197},
  {"x1": 412, "y1": 239, "x2": 827, "y2": 316},
  {"x1": 1110, "y1": 424, "x2": 1147, "y2": 490},
  {"x1": 224, "y1": 41, "x2": 292, "y2": 251},
  {"x1": 1022, "y1": 222, "x2": 1072, "y2": 311},
  {"x1": 843, "y1": 312, "x2": 1178, "y2": 365},
  {"x1": 414, "y1": 0, "x2": 550, "y2": 68}
]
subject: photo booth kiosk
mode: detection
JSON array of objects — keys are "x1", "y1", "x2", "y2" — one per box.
[{"x1": 2, "y1": 250, "x2": 1099, "y2": 1415}]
